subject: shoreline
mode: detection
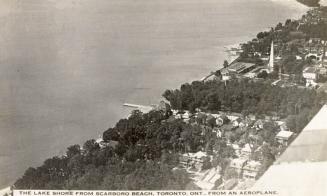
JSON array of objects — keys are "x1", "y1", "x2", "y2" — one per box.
[
  {"x1": 0, "y1": 0, "x2": 311, "y2": 190},
  {"x1": 200, "y1": 0, "x2": 310, "y2": 83}
]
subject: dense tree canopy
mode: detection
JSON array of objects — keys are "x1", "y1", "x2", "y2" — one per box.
[
  {"x1": 163, "y1": 79, "x2": 325, "y2": 117},
  {"x1": 14, "y1": 110, "x2": 197, "y2": 190},
  {"x1": 15, "y1": 79, "x2": 326, "y2": 190},
  {"x1": 14, "y1": 7, "x2": 327, "y2": 190},
  {"x1": 163, "y1": 79, "x2": 326, "y2": 133}
]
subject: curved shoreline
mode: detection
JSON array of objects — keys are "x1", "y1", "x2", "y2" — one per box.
[{"x1": 0, "y1": 0, "x2": 312, "y2": 190}]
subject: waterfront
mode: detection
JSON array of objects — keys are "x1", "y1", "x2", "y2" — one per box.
[{"x1": 0, "y1": 0, "x2": 308, "y2": 188}]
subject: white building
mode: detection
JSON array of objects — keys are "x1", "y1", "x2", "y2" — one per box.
[
  {"x1": 232, "y1": 117, "x2": 243, "y2": 127},
  {"x1": 276, "y1": 130, "x2": 294, "y2": 145},
  {"x1": 243, "y1": 161, "x2": 262, "y2": 179},
  {"x1": 221, "y1": 69, "x2": 231, "y2": 81},
  {"x1": 180, "y1": 151, "x2": 208, "y2": 170},
  {"x1": 244, "y1": 72, "x2": 257, "y2": 79},
  {"x1": 231, "y1": 144, "x2": 241, "y2": 157},
  {"x1": 227, "y1": 113, "x2": 243, "y2": 122},
  {"x1": 213, "y1": 114, "x2": 229, "y2": 126},
  {"x1": 230, "y1": 158, "x2": 248, "y2": 177},
  {"x1": 303, "y1": 67, "x2": 318, "y2": 87},
  {"x1": 182, "y1": 111, "x2": 191, "y2": 119},
  {"x1": 276, "y1": 120, "x2": 289, "y2": 132},
  {"x1": 305, "y1": 53, "x2": 323, "y2": 61},
  {"x1": 96, "y1": 136, "x2": 119, "y2": 149},
  {"x1": 319, "y1": 67, "x2": 327, "y2": 75},
  {"x1": 240, "y1": 143, "x2": 253, "y2": 159},
  {"x1": 253, "y1": 119, "x2": 264, "y2": 130},
  {"x1": 296, "y1": 55, "x2": 303, "y2": 60}
]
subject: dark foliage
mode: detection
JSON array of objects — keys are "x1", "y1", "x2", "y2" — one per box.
[
  {"x1": 14, "y1": 110, "x2": 196, "y2": 190},
  {"x1": 163, "y1": 79, "x2": 326, "y2": 132}
]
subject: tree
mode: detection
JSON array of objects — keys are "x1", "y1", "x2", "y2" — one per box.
[
  {"x1": 114, "y1": 142, "x2": 128, "y2": 157},
  {"x1": 285, "y1": 19, "x2": 292, "y2": 26},
  {"x1": 260, "y1": 121, "x2": 279, "y2": 143},
  {"x1": 66, "y1": 145, "x2": 81, "y2": 158},
  {"x1": 257, "y1": 32, "x2": 268, "y2": 40},
  {"x1": 202, "y1": 157, "x2": 212, "y2": 170},
  {"x1": 223, "y1": 167, "x2": 238, "y2": 180},
  {"x1": 207, "y1": 117, "x2": 217, "y2": 128},
  {"x1": 207, "y1": 93, "x2": 221, "y2": 111},
  {"x1": 275, "y1": 22, "x2": 283, "y2": 31},
  {"x1": 257, "y1": 144, "x2": 276, "y2": 179},
  {"x1": 286, "y1": 115, "x2": 297, "y2": 132},
  {"x1": 14, "y1": 167, "x2": 38, "y2": 189},
  {"x1": 103, "y1": 128, "x2": 120, "y2": 142},
  {"x1": 223, "y1": 60, "x2": 229, "y2": 68},
  {"x1": 166, "y1": 169, "x2": 190, "y2": 189},
  {"x1": 83, "y1": 139, "x2": 100, "y2": 154},
  {"x1": 73, "y1": 166, "x2": 105, "y2": 190},
  {"x1": 14, "y1": 67, "x2": 327, "y2": 190},
  {"x1": 195, "y1": 113, "x2": 206, "y2": 125},
  {"x1": 257, "y1": 71, "x2": 268, "y2": 79},
  {"x1": 67, "y1": 154, "x2": 85, "y2": 176}
]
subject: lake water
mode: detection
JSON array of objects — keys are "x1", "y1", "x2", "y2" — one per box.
[{"x1": 0, "y1": 0, "x2": 308, "y2": 188}]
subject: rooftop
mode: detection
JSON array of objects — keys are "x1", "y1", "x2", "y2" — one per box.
[
  {"x1": 193, "y1": 151, "x2": 207, "y2": 158},
  {"x1": 183, "y1": 151, "x2": 207, "y2": 159},
  {"x1": 244, "y1": 161, "x2": 261, "y2": 170},
  {"x1": 231, "y1": 158, "x2": 248, "y2": 166},
  {"x1": 276, "y1": 130, "x2": 294, "y2": 139},
  {"x1": 220, "y1": 68, "x2": 230, "y2": 75},
  {"x1": 242, "y1": 143, "x2": 253, "y2": 153},
  {"x1": 195, "y1": 167, "x2": 222, "y2": 190},
  {"x1": 303, "y1": 67, "x2": 317, "y2": 73},
  {"x1": 228, "y1": 62, "x2": 256, "y2": 73},
  {"x1": 232, "y1": 144, "x2": 240, "y2": 150}
]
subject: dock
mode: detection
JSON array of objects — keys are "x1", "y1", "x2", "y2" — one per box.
[{"x1": 123, "y1": 103, "x2": 154, "y2": 113}]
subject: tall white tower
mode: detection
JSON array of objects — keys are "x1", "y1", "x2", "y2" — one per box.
[{"x1": 268, "y1": 41, "x2": 274, "y2": 73}]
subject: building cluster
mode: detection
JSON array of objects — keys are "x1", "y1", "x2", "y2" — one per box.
[
  {"x1": 219, "y1": 36, "x2": 327, "y2": 90},
  {"x1": 229, "y1": 158, "x2": 261, "y2": 180},
  {"x1": 122, "y1": 8, "x2": 327, "y2": 190},
  {"x1": 209, "y1": 8, "x2": 327, "y2": 91},
  {"x1": 300, "y1": 39, "x2": 327, "y2": 87},
  {"x1": 172, "y1": 108, "x2": 295, "y2": 190},
  {"x1": 180, "y1": 151, "x2": 208, "y2": 171},
  {"x1": 179, "y1": 151, "x2": 224, "y2": 190},
  {"x1": 217, "y1": 40, "x2": 277, "y2": 82}
]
